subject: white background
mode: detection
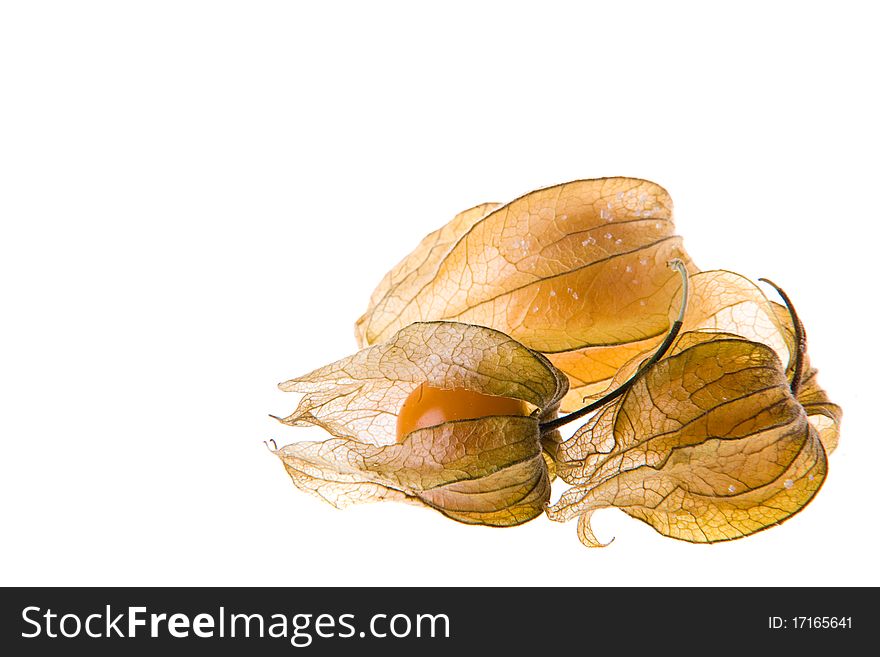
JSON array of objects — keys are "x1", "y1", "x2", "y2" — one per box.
[{"x1": 2, "y1": 1, "x2": 877, "y2": 587}]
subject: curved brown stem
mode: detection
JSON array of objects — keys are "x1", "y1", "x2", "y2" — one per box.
[{"x1": 759, "y1": 278, "x2": 806, "y2": 396}]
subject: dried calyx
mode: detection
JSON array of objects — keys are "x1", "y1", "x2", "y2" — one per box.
[
  {"x1": 272, "y1": 321, "x2": 568, "y2": 527},
  {"x1": 543, "y1": 278, "x2": 839, "y2": 546}
]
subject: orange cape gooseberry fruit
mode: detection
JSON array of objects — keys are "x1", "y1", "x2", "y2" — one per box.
[
  {"x1": 396, "y1": 384, "x2": 529, "y2": 442},
  {"x1": 272, "y1": 321, "x2": 568, "y2": 526},
  {"x1": 271, "y1": 174, "x2": 842, "y2": 548}
]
